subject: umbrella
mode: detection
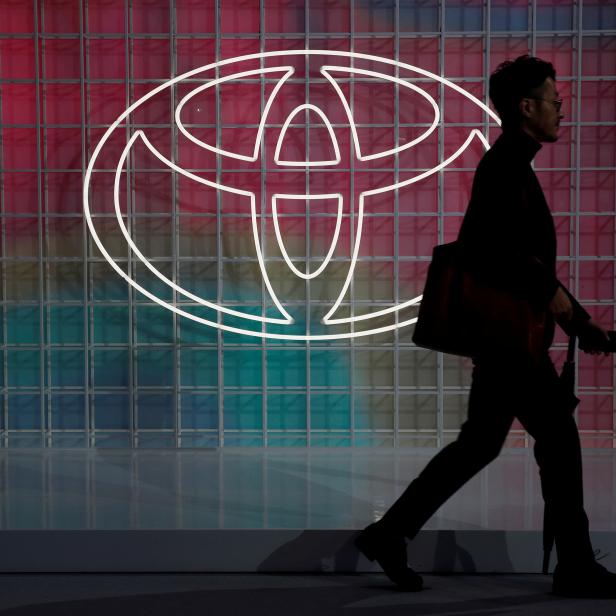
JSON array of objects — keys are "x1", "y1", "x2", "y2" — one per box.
[
  {"x1": 542, "y1": 334, "x2": 580, "y2": 574},
  {"x1": 560, "y1": 334, "x2": 581, "y2": 414}
]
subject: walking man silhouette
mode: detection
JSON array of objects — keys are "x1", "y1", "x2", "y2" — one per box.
[{"x1": 355, "y1": 55, "x2": 616, "y2": 598}]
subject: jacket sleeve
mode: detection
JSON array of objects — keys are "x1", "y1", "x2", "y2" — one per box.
[
  {"x1": 457, "y1": 161, "x2": 560, "y2": 311},
  {"x1": 557, "y1": 283, "x2": 592, "y2": 335}
]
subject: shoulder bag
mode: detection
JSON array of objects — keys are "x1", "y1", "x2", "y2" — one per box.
[{"x1": 412, "y1": 240, "x2": 547, "y2": 361}]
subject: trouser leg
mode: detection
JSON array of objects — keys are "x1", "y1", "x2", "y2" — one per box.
[
  {"x1": 382, "y1": 362, "x2": 513, "y2": 539},
  {"x1": 535, "y1": 419, "x2": 594, "y2": 567},
  {"x1": 516, "y1": 356, "x2": 595, "y2": 567}
]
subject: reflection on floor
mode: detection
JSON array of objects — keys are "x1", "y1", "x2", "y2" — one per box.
[
  {"x1": 0, "y1": 448, "x2": 614, "y2": 573},
  {"x1": 2, "y1": 448, "x2": 615, "y2": 531}
]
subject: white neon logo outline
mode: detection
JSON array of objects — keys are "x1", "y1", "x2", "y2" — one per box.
[
  {"x1": 84, "y1": 49, "x2": 500, "y2": 341},
  {"x1": 274, "y1": 104, "x2": 341, "y2": 167},
  {"x1": 113, "y1": 131, "x2": 292, "y2": 324},
  {"x1": 322, "y1": 128, "x2": 491, "y2": 325},
  {"x1": 113, "y1": 130, "x2": 293, "y2": 325},
  {"x1": 320, "y1": 65, "x2": 440, "y2": 161},
  {"x1": 175, "y1": 66, "x2": 294, "y2": 162},
  {"x1": 271, "y1": 193, "x2": 343, "y2": 280}
]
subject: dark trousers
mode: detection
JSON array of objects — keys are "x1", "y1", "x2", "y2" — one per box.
[{"x1": 383, "y1": 352, "x2": 596, "y2": 568}]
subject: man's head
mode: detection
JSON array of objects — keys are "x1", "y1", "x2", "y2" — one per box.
[{"x1": 489, "y1": 55, "x2": 563, "y2": 142}]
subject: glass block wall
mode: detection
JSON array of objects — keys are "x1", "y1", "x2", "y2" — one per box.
[{"x1": 0, "y1": 0, "x2": 615, "y2": 448}]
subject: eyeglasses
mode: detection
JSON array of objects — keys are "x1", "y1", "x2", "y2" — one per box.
[{"x1": 527, "y1": 97, "x2": 563, "y2": 112}]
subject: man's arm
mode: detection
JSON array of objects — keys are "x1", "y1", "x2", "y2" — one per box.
[
  {"x1": 553, "y1": 284, "x2": 590, "y2": 333},
  {"x1": 552, "y1": 284, "x2": 611, "y2": 354}
]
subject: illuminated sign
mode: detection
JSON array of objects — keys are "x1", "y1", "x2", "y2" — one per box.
[{"x1": 84, "y1": 50, "x2": 499, "y2": 340}]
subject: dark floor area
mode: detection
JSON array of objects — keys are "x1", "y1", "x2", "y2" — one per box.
[{"x1": 0, "y1": 573, "x2": 613, "y2": 615}]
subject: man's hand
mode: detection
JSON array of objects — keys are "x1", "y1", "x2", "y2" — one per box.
[
  {"x1": 548, "y1": 286, "x2": 573, "y2": 323},
  {"x1": 578, "y1": 319, "x2": 611, "y2": 356}
]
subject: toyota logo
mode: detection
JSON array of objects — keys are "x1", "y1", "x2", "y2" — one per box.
[{"x1": 84, "y1": 50, "x2": 500, "y2": 340}]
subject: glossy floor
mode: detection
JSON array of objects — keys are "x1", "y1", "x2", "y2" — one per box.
[{"x1": 1, "y1": 448, "x2": 614, "y2": 531}]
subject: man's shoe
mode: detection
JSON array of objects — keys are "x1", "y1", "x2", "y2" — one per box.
[
  {"x1": 354, "y1": 521, "x2": 423, "y2": 591},
  {"x1": 553, "y1": 561, "x2": 616, "y2": 598}
]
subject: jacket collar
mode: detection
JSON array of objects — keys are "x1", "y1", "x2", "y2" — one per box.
[{"x1": 497, "y1": 128, "x2": 542, "y2": 163}]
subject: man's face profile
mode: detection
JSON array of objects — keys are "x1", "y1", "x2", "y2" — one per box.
[{"x1": 520, "y1": 76, "x2": 564, "y2": 144}]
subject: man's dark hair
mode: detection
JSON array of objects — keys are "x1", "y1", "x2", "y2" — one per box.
[{"x1": 489, "y1": 55, "x2": 556, "y2": 128}]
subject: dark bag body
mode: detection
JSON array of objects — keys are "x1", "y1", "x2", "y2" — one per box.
[{"x1": 412, "y1": 241, "x2": 547, "y2": 361}]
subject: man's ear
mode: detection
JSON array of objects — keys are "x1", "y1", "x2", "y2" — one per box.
[{"x1": 518, "y1": 97, "x2": 533, "y2": 119}]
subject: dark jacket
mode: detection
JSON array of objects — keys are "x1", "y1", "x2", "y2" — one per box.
[{"x1": 457, "y1": 129, "x2": 590, "y2": 349}]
